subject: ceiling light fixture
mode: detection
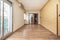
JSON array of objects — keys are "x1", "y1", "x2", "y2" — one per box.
[{"x1": 15, "y1": 0, "x2": 26, "y2": 13}]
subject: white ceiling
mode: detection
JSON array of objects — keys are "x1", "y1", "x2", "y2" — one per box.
[{"x1": 18, "y1": 0, "x2": 48, "y2": 11}]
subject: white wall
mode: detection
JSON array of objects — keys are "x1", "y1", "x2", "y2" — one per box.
[{"x1": 10, "y1": 0, "x2": 24, "y2": 32}]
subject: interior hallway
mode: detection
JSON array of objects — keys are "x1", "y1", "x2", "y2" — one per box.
[{"x1": 6, "y1": 25, "x2": 60, "y2": 40}]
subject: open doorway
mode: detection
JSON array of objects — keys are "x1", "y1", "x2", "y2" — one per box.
[
  {"x1": 29, "y1": 13, "x2": 38, "y2": 24},
  {"x1": 34, "y1": 14, "x2": 38, "y2": 24},
  {"x1": 24, "y1": 13, "x2": 38, "y2": 24}
]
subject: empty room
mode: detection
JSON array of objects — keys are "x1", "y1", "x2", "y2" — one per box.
[{"x1": 0, "y1": 0, "x2": 60, "y2": 40}]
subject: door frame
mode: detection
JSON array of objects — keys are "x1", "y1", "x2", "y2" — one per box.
[{"x1": 57, "y1": 4, "x2": 58, "y2": 37}]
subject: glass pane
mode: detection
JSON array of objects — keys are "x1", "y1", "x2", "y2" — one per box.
[
  {"x1": 0, "y1": 0, "x2": 1, "y2": 38},
  {"x1": 0, "y1": 0, "x2": 2, "y2": 38},
  {"x1": 4, "y1": 2, "x2": 12, "y2": 35}
]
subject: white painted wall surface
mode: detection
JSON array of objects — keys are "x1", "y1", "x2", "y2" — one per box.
[{"x1": 10, "y1": 0, "x2": 24, "y2": 32}]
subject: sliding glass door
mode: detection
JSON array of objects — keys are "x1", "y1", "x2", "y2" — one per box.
[
  {"x1": 4, "y1": 2, "x2": 12, "y2": 36},
  {"x1": 0, "y1": 0, "x2": 3, "y2": 38},
  {"x1": 0, "y1": 0, "x2": 1, "y2": 38},
  {"x1": 0, "y1": 0, "x2": 12, "y2": 39}
]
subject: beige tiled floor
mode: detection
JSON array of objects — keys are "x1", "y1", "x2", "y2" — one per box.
[{"x1": 6, "y1": 25, "x2": 60, "y2": 40}]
